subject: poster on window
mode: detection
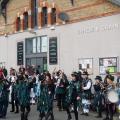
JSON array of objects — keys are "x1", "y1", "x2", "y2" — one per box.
[
  {"x1": 99, "y1": 57, "x2": 118, "y2": 74},
  {"x1": 78, "y1": 58, "x2": 93, "y2": 74}
]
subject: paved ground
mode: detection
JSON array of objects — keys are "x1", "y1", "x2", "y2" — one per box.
[{"x1": 1, "y1": 103, "x2": 119, "y2": 120}]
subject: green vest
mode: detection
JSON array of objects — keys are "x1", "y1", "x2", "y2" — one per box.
[{"x1": 18, "y1": 82, "x2": 31, "y2": 106}]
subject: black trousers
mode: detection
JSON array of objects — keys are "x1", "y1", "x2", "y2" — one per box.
[
  {"x1": 11, "y1": 95, "x2": 19, "y2": 112},
  {"x1": 56, "y1": 94, "x2": 65, "y2": 110},
  {"x1": 105, "y1": 103, "x2": 114, "y2": 120},
  {"x1": 0, "y1": 100, "x2": 8, "y2": 117},
  {"x1": 66, "y1": 100, "x2": 78, "y2": 120},
  {"x1": 97, "y1": 103, "x2": 102, "y2": 117},
  {"x1": 20, "y1": 105, "x2": 30, "y2": 120},
  {"x1": 39, "y1": 104, "x2": 54, "y2": 120}
]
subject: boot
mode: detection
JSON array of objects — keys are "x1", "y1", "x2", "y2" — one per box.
[
  {"x1": 21, "y1": 113, "x2": 25, "y2": 120},
  {"x1": 15, "y1": 110, "x2": 19, "y2": 113},
  {"x1": 67, "y1": 114, "x2": 72, "y2": 120},
  {"x1": 51, "y1": 114, "x2": 55, "y2": 120},
  {"x1": 75, "y1": 111, "x2": 79, "y2": 120},
  {"x1": 95, "y1": 115, "x2": 102, "y2": 118},
  {"x1": 24, "y1": 112, "x2": 29, "y2": 120},
  {"x1": 39, "y1": 112, "x2": 44, "y2": 120},
  {"x1": 15, "y1": 105, "x2": 19, "y2": 113},
  {"x1": 95, "y1": 112, "x2": 102, "y2": 118},
  {"x1": 15, "y1": 108, "x2": 19, "y2": 113}
]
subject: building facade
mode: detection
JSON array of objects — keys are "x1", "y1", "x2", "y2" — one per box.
[{"x1": 0, "y1": 0, "x2": 120, "y2": 77}]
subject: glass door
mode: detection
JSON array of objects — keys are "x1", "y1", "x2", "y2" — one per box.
[{"x1": 26, "y1": 57, "x2": 47, "y2": 73}]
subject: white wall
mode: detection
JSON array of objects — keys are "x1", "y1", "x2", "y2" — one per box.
[
  {"x1": 0, "y1": 14, "x2": 120, "y2": 78},
  {"x1": 48, "y1": 14, "x2": 120, "y2": 78}
]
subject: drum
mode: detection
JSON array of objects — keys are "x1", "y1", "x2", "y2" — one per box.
[{"x1": 108, "y1": 90, "x2": 119, "y2": 103}]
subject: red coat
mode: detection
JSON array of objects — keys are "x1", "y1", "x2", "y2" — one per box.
[{"x1": 0, "y1": 69, "x2": 4, "y2": 79}]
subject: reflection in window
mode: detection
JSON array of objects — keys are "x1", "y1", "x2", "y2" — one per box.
[
  {"x1": 41, "y1": 36, "x2": 48, "y2": 52},
  {"x1": 33, "y1": 38, "x2": 36, "y2": 53}
]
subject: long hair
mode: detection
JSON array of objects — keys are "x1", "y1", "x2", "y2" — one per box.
[{"x1": 45, "y1": 73, "x2": 54, "y2": 85}]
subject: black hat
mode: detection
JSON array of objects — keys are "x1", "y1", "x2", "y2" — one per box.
[
  {"x1": 71, "y1": 72, "x2": 78, "y2": 77},
  {"x1": 82, "y1": 71, "x2": 89, "y2": 76},
  {"x1": 95, "y1": 76, "x2": 102, "y2": 81},
  {"x1": 77, "y1": 71, "x2": 82, "y2": 75},
  {"x1": 107, "y1": 75, "x2": 114, "y2": 81}
]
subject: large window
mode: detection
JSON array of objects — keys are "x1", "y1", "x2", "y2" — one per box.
[
  {"x1": 42, "y1": 7, "x2": 48, "y2": 26},
  {"x1": 16, "y1": 17, "x2": 21, "y2": 31},
  {"x1": 24, "y1": 12, "x2": 28, "y2": 30},
  {"x1": 26, "y1": 36, "x2": 48, "y2": 55},
  {"x1": 31, "y1": 0, "x2": 38, "y2": 28},
  {"x1": 51, "y1": 8, "x2": 56, "y2": 25}
]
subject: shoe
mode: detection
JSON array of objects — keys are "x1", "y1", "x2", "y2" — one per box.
[
  {"x1": 15, "y1": 111, "x2": 19, "y2": 114},
  {"x1": 95, "y1": 115, "x2": 102, "y2": 118},
  {"x1": 80, "y1": 112, "x2": 85, "y2": 115},
  {"x1": 10, "y1": 110, "x2": 14, "y2": 112},
  {"x1": 84, "y1": 113, "x2": 89, "y2": 116},
  {"x1": 109, "y1": 118, "x2": 113, "y2": 120},
  {"x1": 103, "y1": 117, "x2": 109, "y2": 120}
]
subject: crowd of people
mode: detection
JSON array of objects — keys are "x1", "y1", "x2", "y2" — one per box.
[{"x1": 0, "y1": 65, "x2": 120, "y2": 120}]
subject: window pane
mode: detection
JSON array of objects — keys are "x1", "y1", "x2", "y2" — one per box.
[
  {"x1": 41, "y1": 36, "x2": 48, "y2": 52},
  {"x1": 17, "y1": 17, "x2": 21, "y2": 31},
  {"x1": 51, "y1": 8, "x2": 56, "y2": 25},
  {"x1": 24, "y1": 12, "x2": 28, "y2": 30},
  {"x1": 37, "y1": 37, "x2": 41, "y2": 53},
  {"x1": 33, "y1": 38, "x2": 36, "y2": 53},
  {"x1": 26, "y1": 39, "x2": 33, "y2": 55},
  {"x1": 31, "y1": 0, "x2": 38, "y2": 27},
  {"x1": 42, "y1": 7, "x2": 47, "y2": 26}
]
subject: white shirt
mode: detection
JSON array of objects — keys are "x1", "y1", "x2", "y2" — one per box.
[{"x1": 83, "y1": 81, "x2": 92, "y2": 90}]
